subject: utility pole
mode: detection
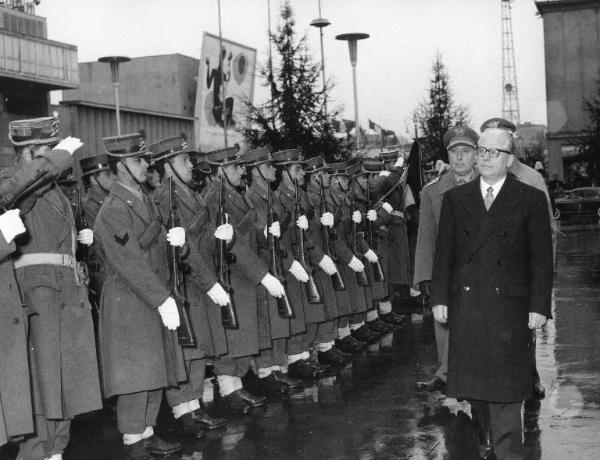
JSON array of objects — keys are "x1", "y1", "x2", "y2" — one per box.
[{"x1": 501, "y1": 0, "x2": 521, "y2": 126}]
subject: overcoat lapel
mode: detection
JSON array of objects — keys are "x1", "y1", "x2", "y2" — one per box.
[{"x1": 465, "y1": 175, "x2": 522, "y2": 256}]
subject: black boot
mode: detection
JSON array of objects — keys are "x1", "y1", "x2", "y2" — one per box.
[
  {"x1": 288, "y1": 359, "x2": 324, "y2": 379},
  {"x1": 141, "y1": 435, "x2": 182, "y2": 456},
  {"x1": 318, "y1": 348, "x2": 349, "y2": 366},
  {"x1": 175, "y1": 412, "x2": 206, "y2": 440},
  {"x1": 331, "y1": 346, "x2": 353, "y2": 363},
  {"x1": 123, "y1": 440, "x2": 152, "y2": 460},
  {"x1": 190, "y1": 408, "x2": 227, "y2": 430},
  {"x1": 221, "y1": 390, "x2": 252, "y2": 415},
  {"x1": 336, "y1": 335, "x2": 367, "y2": 353},
  {"x1": 366, "y1": 318, "x2": 394, "y2": 333},
  {"x1": 273, "y1": 370, "x2": 304, "y2": 389},
  {"x1": 351, "y1": 325, "x2": 379, "y2": 343},
  {"x1": 243, "y1": 372, "x2": 288, "y2": 396}
]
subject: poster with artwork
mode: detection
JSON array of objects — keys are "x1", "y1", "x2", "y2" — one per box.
[{"x1": 194, "y1": 32, "x2": 257, "y2": 151}]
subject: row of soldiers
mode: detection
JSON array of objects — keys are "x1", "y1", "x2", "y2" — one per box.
[{"x1": 0, "y1": 114, "x2": 413, "y2": 460}]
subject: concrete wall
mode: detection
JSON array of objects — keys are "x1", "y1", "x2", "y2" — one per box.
[{"x1": 62, "y1": 54, "x2": 199, "y2": 119}]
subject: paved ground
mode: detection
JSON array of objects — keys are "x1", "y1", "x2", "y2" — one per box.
[{"x1": 2, "y1": 224, "x2": 600, "y2": 459}]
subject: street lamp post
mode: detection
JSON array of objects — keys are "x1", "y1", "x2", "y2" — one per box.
[
  {"x1": 310, "y1": 0, "x2": 330, "y2": 116},
  {"x1": 98, "y1": 56, "x2": 131, "y2": 136},
  {"x1": 335, "y1": 33, "x2": 369, "y2": 150}
]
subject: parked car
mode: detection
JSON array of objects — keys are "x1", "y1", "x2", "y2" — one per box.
[{"x1": 553, "y1": 187, "x2": 600, "y2": 222}]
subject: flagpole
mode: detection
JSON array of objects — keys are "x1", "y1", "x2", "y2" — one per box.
[{"x1": 218, "y1": 0, "x2": 228, "y2": 147}]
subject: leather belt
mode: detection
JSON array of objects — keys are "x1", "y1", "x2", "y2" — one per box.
[{"x1": 14, "y1": 253, "x2": 75, "y2": 270}]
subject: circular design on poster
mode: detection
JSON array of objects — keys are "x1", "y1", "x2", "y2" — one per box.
[{"x1": 233, "y1": 53, "x2": 248, "y2": 85}]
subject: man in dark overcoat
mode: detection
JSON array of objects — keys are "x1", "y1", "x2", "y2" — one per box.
[
  {"x1": 0, "y1": 142, "x2": 74, "y2": 449},
  {"x1": 431, "y1": 126, "x2": 553, "y2": 459},
  {"x1": 94, "y1": 131, "x2": 185, "y2": 460},
  {"x1": 8, "y1": 117, "x2": 102, "y2": 460}
]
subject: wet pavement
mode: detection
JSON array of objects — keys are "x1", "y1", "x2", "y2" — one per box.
[{"x1": 2, "y1": 225, "x2": 600, "y2": 459}]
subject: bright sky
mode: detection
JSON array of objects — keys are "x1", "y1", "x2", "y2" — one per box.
[{"x1": 38, "y1": 0, "x2": 547, "y2": 138}]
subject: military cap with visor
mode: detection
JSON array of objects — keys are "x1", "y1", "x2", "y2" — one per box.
[
  {"x1": 103, "y1": 130, "x2": 148, "y2": 159},
  {"x1": 147, "y1": 133, "x2": 194, "y2": 164},
  {"x1": 378, "y1": 150, "x2": 400, "y2": 163},
  {"x1": 362, "y1": 158, "x2": 384, "y2": 174},
  {"x1": 443, "y1": 126, "x2": 479, "y2": 150},
  {"x1": 325, "y1": 161, "x2": 348, "y2": 176},
  {"x1": 304, "y1": 156, "x2": 326, "y2": 173},
  {"x1": 80, "y1": 154, "x2": 110, "y2": 177},
  {"x1": 480, "y1": 117, "x2": 517, "y2": 134},
  {"x1": 205, "y1": 144, "x2": 242, "y2": 166},
  {"x1": 272, "y1": 149, "x2": 305, "y2": 166},
  {"x1": 240, "y1": 147, "x2": 273, "y2": 167},
  {"x1": 9, "y1": 113, "x2": 61, "y2": 147}
]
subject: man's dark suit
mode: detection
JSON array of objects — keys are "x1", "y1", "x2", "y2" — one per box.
[{"x1": 431, "y1": 174, "x2": 553, "y2": 458}]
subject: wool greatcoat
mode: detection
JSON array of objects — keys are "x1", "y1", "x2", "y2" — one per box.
[
  {"x1": 94, "y1": 182, "x2": 186, "y2": 397},
  {"x1": 245, "y1": 181, "x2": 292, "y2": 344},
  {"x1": 154, "y1": 179, "x2": 228, "y2": 359},
  {"x1": 329, "y1": 187, "x2": 371, "y2": 315},
  {"x1": 203, "y1": 179, "x2": 269, "y2": 358},
  {"x1": 277, "y1": 181, "x2": 325, "y2": 328},
  {"x1": 0, "y1": 149, "x2": 73, "y2": 443},
  {"x1": 15, "y1": 182, "x2": 102, "y2": 420},
  {"x1": 431, "y1": 175, "x2": 553, "y2": 402}
]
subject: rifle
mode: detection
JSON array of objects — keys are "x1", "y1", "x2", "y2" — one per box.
[
  {"x1": 373, "y1": 167, "x2": 408, "y2": 211},
  {"x1": 319, "y1": 179, "x2": 345, "y2": 291},
  {"x1": 215, "y1": 174, "x2": 238, "y2": 329},
  {"x1": 366, "y1": 180, "x2": 385, "y2": 282},
  {"x1": 74, "y1": 185, "x2": 92, "y2": 287},
  {"x1": 293, "y1": 179, "x2": 322, "y2": 304},
  {"x1": 349, "y1": 181, "x2": 370, "y2": 287},
  {"x1": 167, "y1": 176, "x2": 197, "y2": 347},
  {"x1": 267, "y1": 185, "x2": 294, "y2": 317}
]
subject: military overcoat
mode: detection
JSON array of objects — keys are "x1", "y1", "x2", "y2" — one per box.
[{"x1": 431, "y1": 176, "x2": 553, "y2": 402}]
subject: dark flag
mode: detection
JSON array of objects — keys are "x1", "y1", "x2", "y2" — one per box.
[{"x1": 406, "y1": 138, "x2": 425, "y2": 206}]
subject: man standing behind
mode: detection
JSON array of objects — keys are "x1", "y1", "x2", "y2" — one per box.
[
  {"x1": 414, "y1": 126, "x2": 479, "y2": 392},
  {"x1": 431, "y1": 125, "x2": 553, "y2": 459}
]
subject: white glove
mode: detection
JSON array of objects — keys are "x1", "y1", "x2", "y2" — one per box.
[
  {"x1": 378, "y1": 170, "x2": 391, "y2": 177},
  {"x1": 381, "y1": 202, "x2": 394, "y2": 214},
  {"x1": 214, "y1": 223, "x2": 233, "y2": 241},
  {"x1": 318, "y1": 255, "x2": 337, "y2": 275},
  {"x1": 433, "y1": 305, "x2": 448, "y2": 324},
  {"x1": 166, "y1": 227, "x2": 186, "y2": 247},
  {"x1": 352, "y1": 210, "x2": 362, "y2": 224},
  {"x1": 348, "y1": 255, "x2": 365, "y2": 272},
  {"x1": 157, "y1": 297, "x2": 180, "y2": 330},
  {"x1": 264, "y1": 221, "x2": 281, "y2": 238},
  {"x1": 296, "y1": 215, "x2": 309, "y2": 230},
  {"x1": 0, "y1": 209, "x2": 26, "y2": 244},
  {"x1": 261, "y1": 273, "x2": 285, "y2": 298},
  {"x1": 207, "y1": 282, "x2": 231, "y2": 306},
  {"x1": 393, "y1": 157, "x2": 404, "y2": 168},
  {"x1": 77, "y1": 228, "x2": 94, "y2": 246},
  {"x1": 367, "y1": 210, "x2": 377, "y2": 221},
  {"x1": 289, "y1": 260, "x2": 309, "y2": 282},
  {"x1": 54, "y1": 136, "x2": 83, "y2": 155},
  {"x1": 528, "y1": 312, "x2": 547, "y2": 329},
  {"x1": 363, "y1": 249, "x2": 378, "y2": 263},
  {"x1": 320, "y1": 212, "x2": 334, "y2": 227}
]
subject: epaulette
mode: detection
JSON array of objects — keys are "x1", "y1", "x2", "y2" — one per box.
[{"x1": 423, "y1": 176, "x2": 440, "y2": 188}]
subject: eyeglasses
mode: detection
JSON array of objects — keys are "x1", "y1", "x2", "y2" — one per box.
[{"x1": 477, "y1": 146, "x2": 512, "y2": 159}]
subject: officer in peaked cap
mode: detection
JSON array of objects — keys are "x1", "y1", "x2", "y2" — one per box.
[
  {"x1": 414, "y1": 124, "x2": 479, "y2": 394},
  {"x1": 8, "y1": 115, "x2": 103, "y2": 460},
  {"x1": 241, "y1": 147, "x2": 308, "y2": 394},
  {"x1": 80, "y1": 153, "x2": 115, "y2": 223},
  {"x1": 479, "y1": 118, "x2": 553, "y2": 402},
  {"x1": 201, "y1": 144, "x2": 284, "y2": 414},
  {"x1": 94, "y1": 129, "x2": 188, "y2": 459},
  {"x1": 148, "y1": 134, "x2": 231, "y2": 435}
]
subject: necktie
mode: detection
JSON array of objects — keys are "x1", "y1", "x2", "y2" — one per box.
[
  {"x1": 484, "y1": 186, "x2": 494, "y2": 211},
  {"x1": 457, "y1": 179, "x2": 466, "y2": 185}
]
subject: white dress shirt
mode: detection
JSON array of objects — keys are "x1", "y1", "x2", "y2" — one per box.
[{"x1": 480, "y1": 175, "x2": 507, "y2": 200}]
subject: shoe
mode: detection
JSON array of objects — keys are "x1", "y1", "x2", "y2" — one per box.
[
  {"x1": 175, "y1": 412, "x2": 206, "y2": 440},
  {"x1": 366, "y1": 318, "x2": 394, "y2": 333},
  {"x1": 242, "y1": 371, "x2": 288, "y2": 396},
  {"x1": 272, "y1": 370, "x2": 303, "y2": 389},
  {"x1": 415, "y1": 376, "x2": 446, "y2": 393},
  {"x1": 221, "y1": 390, "x2": 252, "y2": 415},
  {"x1": 477, "y1": 429, "x2": 494, "y2": 459},
  {"x1": 237, "y1": 388, "x2": 267, "y2": 407},
  {"x1": 190, "y1": 408, "x2": 226, "y2": 430},
  {"x1": 310, "y1": 360, "x2": 330, "y2": 374},
  {"x1": 351, "y1": 326, "x2": 379, "y2": 343},
  {"x1": 318, "y1": 348, "x2": 350, "y2": 366},
  {"x1": 336, "y1": 335, "x2": 367, "y2": 354},
  {"x1": 141, "y1": 434, "x2": 182, "y2": 456},
  {"x1": 288, "y1": 359, "x2": 324, "y2": 379},
  {"x1": 380, "y1": 311, "x2": 406, "y2": 326},
  {"x1": 124, "y1": 440, "x2": 153, "y2": 460},
  {"x1": 532, "y1": 381, "x2": 546, "y2": 400},
  {"x1": 331, "y1": 346, "x2": 353, "y2": 363}
]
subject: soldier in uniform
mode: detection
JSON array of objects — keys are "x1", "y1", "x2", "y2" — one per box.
[
  {"x1": 0, "y1": 139, "x2": 77, "y2": 450},
  {"x1": 79, "y1": 154, "x2": 115, "y2": 223},
  {"x1": 149, "y1": 134, "x2": 232, "y2": 435},
  {"x1": 202, "y1": 146, "x2": 285, "y2": 413},
  {"x1": 413, "y1": 126, "x2": 479, "y2": 393},
  {"x1": 93, "y1": 131, "x2": 186, "y2": 460},
  {"x1": 242, "y1": 147, "x2": 304, "y2": 393},
  {"x1": 8, "y1": 116, "x2": 102, "y2": 460}
]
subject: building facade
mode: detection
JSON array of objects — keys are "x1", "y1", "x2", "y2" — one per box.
[
  {"x1": 0, "y1": 0, "x2": 78, "y2": 166},
  {"x1": 536, "y1": 0, "x2": 600, "y2": 180}
]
